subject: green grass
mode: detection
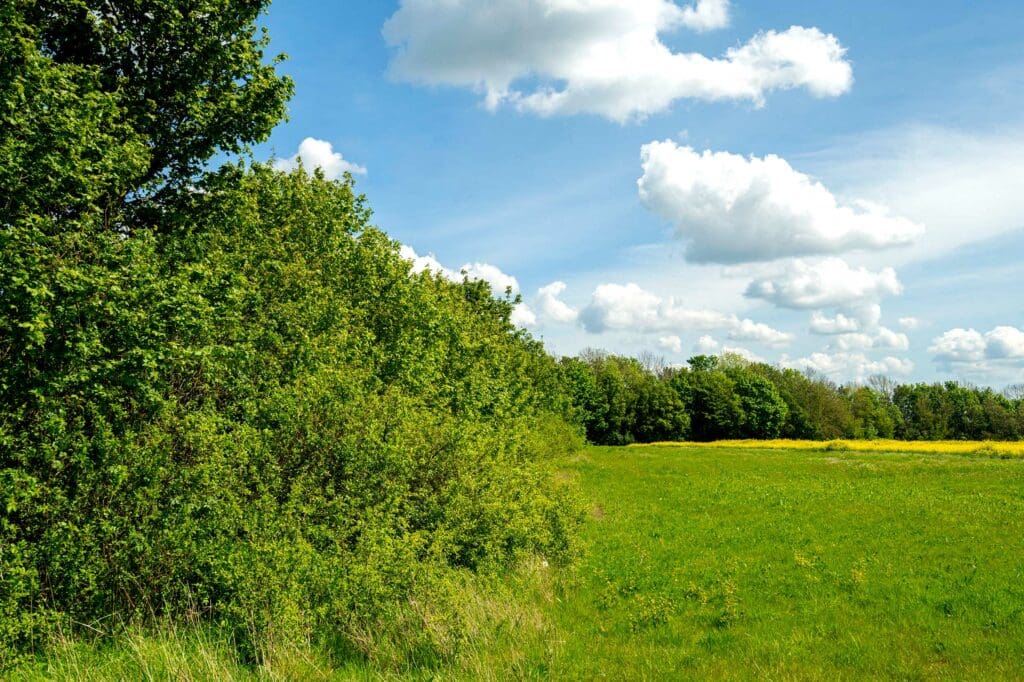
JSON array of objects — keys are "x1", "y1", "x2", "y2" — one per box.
[
  {"x1": 13, "y1": 445, "x2": 1024, "y2": 679},
  {"x1": 545, "y1": 445, "x2": 1024, "y2": 679}
]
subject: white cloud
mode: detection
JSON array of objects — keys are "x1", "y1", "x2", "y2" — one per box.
[
  {"x1": 694, "y1": 335, "x2": 720, "y2": 354},
  {"x1": 728, "y1": 318, "x2": 792, "y2": 346},
  {"x1": 384, "y1": 1, "x2": 851, "y2": 122},
  {"x1": 638, "y1": 142, "x2": 924, "y2": 263},
  {"x1": 400, "y1": 245, "x2": 460, "y2": 281},
  {"x1": 536, "y1": 281, "x2": 579, "y2": 323},
  {"x1": 898, "y1": 316, "x2": 921, "y2": 330},
  {"x1": 679, "y1": 0, "x2": 730, "y2": 32},
  {"x1": 783, "y1": 351, "x2": 914, "y2": 382},
  {"x1": 745, "y1": 258, "x2": 902, "y2": 309},
  {"x1": 399, "y1": 245, "x2": 521, "y2": 295},
  {"x1": 579, "y1": 282, "x2": 791, "y2": 345},
  {"x1": 658, "y1": 335, "x2": 684, "y2": 353},
  {"x1": 274, "y1": 137, "x2": 366, "y2": 179},
  {"x1": 831, "y1": 327, "x2": 910, "y2": 352},
  {"x1": 810, "y1": 312, "x2": 861, "y2": 335},
  {"x1": 930, "y1": 326, "x2": 1024, "y2": 366},
  {"x1": 985, "y1": 326, "x2": 1024, "y2": 359},
  {"x1": 929, "y1": 328, "x2": 986, "y2": 363},
  {"x1": 510, "y1": 303, "x2": 538, "y2": 328},
  {"x1": 927, "y1": 326, "x2": 1024, "y2": 382},
  {"x1": 461, "y1": 262, "x2": 520, "y2": 295}
]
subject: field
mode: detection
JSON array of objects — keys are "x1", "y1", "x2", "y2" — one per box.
[
  {"x1": 637, "y1": 439, "x2": 1024, "y2": 457},
  {"x1": 14, "y1": 443, "x2": 1024, "y2": 680}
]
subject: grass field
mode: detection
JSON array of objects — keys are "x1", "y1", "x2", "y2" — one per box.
[{"x1": 13, "y1": 444, "x2": 1024, "y2": 680}]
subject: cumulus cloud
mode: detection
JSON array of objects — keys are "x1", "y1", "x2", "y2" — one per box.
[
  {"x1": 461, "y1": 262, "x2": 520, "y2": 295},
  {"x1": 680, "y1": 0, "x2": 730, "y2": 32},
  {"x1": 274, "y1": 137, "x2": 366, "y2": 179},
  {"x1": 536, "y1": 281, "x2": 579, "y2": 323},
  {"x1": 783, "y1": 352, "x2": 914, "y2": 382},
  {"x1": 745, "y1": 258, "x2": 902, "y2": 309},
  {"x1": 400, "y1": 245, "x2": 460, "y2": 281},
  {"x1": 930, "y1": 326, "x2": 1024, "y2": 366},
  {"x1": 985, "y1": 326, "x2": 1024, "y2": 359},
  {"x1": 510, "y1": 303, "x2": 538, "y2": 328},
  {"x1": 658, "y1": 335, "x2": 684, "y2": 353},
  {"x1": 384, "y1": 1, "x2": 851, "y2": 121},
  {"x1": 400, "y1": 245, "x2": 521, "y2": 294},
  {"x1": 728, "y1": 319, "x2": 792, "y2": 346},
  {"x1": 638, "y1": 142, "x2": 924, "y2": 263},
  {"x1": 809, "y1": 312, "x2": 861, "y2": 335},
  {"x1": 694, "y1": 335, "x2": 721, "y2": 354},
  {"x1": 579, "y1": 282, "x2": 791, "y2": 345},
  {"x1": 831, "y1": 327, "x2": 910, "y2": 352}
]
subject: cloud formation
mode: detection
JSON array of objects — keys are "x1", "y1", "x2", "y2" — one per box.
[
  {"x1": 400, "y1": 246, "x2": 521, "y2": 294},
  {"x1": 536, "y1": 281, "x2": 579, "y2": 323},
  {"x1": 579, "y1": 282, "x2": 791, "y2": 345},
  {"x1": 930, "y1": 326, "x2": 1024, "y2": 369},
  {"x1": 809, "y1": 312, "x2": 861, "y2": 335},
  {"x1": 783, "y1": 352, "x2": 914, "y2": 382},
  {"x1": 384, "y1": 1, "x2": 851, "y2": 121},
  {"x1": 830, "y1": 327, "x2": 910, "y2": 352},
  {"x1": 638, "y1": 142, "x2": 924, "y2": 263},
  {"x1": 679, "y1": 0, "x2": 730, "y2": 32},
  {"x1": 658, "y1": 335, "x2": 684, "y2": 353},
  {"x1": 745, "y1": 258, "x2": 902, "y2": 309},
  {"x1": 274, "y1": 138, "x2": 366, "y2": 179}
]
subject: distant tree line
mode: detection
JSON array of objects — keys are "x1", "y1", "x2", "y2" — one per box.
[{"x1": 560, "y1": 351, "x2": 1024, "y2": 445}]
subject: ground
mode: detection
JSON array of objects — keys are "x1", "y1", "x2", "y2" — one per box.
[{"x1": 13, "y1": 444, "x2": 1024, "y2": 680}]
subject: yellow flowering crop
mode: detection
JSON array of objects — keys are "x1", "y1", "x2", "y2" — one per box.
[{"x1": 630, "y1": 439, "x2": 1024, "y2": 457}]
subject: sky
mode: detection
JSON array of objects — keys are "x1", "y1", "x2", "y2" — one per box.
[{"x1": 256, "y1": 0, "x2": 1024, "y2": 388}]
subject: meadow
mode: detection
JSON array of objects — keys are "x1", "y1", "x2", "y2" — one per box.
[{"x1": 13, "y1": 442, "x2": 1024, "y2": 680}]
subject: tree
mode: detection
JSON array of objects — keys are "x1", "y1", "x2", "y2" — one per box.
[
  {"x1": 687, "y1": 354, "x2": 719, "y2": 372},
  {"x1": 731, "y1": 370, "x2": 788, "y2": 439},
  {"x1": 1004, "y1": 384, "x2": 1024, "y2": 401},
  {"x1": 632, "y1": 375, "x2": 689, "y2": 443},
  {"x1": 15, "y1": 0, "x2": 293, "y2": 217},
  {"x1": 671, "y1": 369, "x2": 743, "y2": 441}
]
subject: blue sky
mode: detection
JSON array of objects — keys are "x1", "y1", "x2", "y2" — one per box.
[{"x1": 257, "y1": 0, "x2": 1024, "y2": 387}]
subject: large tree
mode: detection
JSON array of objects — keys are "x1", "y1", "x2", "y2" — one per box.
[{"x1": 3, "y1": 0, "x2": 292, "y2": 229}]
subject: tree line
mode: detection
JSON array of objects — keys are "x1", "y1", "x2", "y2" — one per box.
[{"x1": 560, "y1": 351, "x2": 1024, "y2": 445}]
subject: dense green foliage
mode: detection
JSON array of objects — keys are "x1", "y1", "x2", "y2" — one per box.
[
  {"x1": 1, "y1": 0, "x2": 581, "y2": 670},
  {"x1": 565, "y1": 352, "x2": 1024, "y2": 445},
  {"x1": 13, "y1": 444, "x2": 1024, "y2": 679}
]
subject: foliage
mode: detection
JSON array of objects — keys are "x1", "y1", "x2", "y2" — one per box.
[
  {"x1": 1, "y1": 0, "x2": 581, "y2": 668},
  {"x1": 24, "y1": 0, "x2": 293, "y2": 198},
  {"x1": 564, "y1": 350, "x2": 1024, "y2": 447}
]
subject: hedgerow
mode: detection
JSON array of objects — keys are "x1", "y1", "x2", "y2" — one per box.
[{"x1": 1, "y1": 0, "x2": 582, "y2": 669}]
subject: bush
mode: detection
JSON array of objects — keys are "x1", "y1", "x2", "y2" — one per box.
[{"x1": 0, "y1": 167, "x2": 583, "y2": 668}]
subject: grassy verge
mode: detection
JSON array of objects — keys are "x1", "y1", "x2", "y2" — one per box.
[{"x1": 13, "y1": 444, "x2": 1024, "y2": 679}]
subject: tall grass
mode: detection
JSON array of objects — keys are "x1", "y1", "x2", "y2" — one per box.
[{"x1": 8, "y1": 558, "x2": 558, "y2": 681}]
